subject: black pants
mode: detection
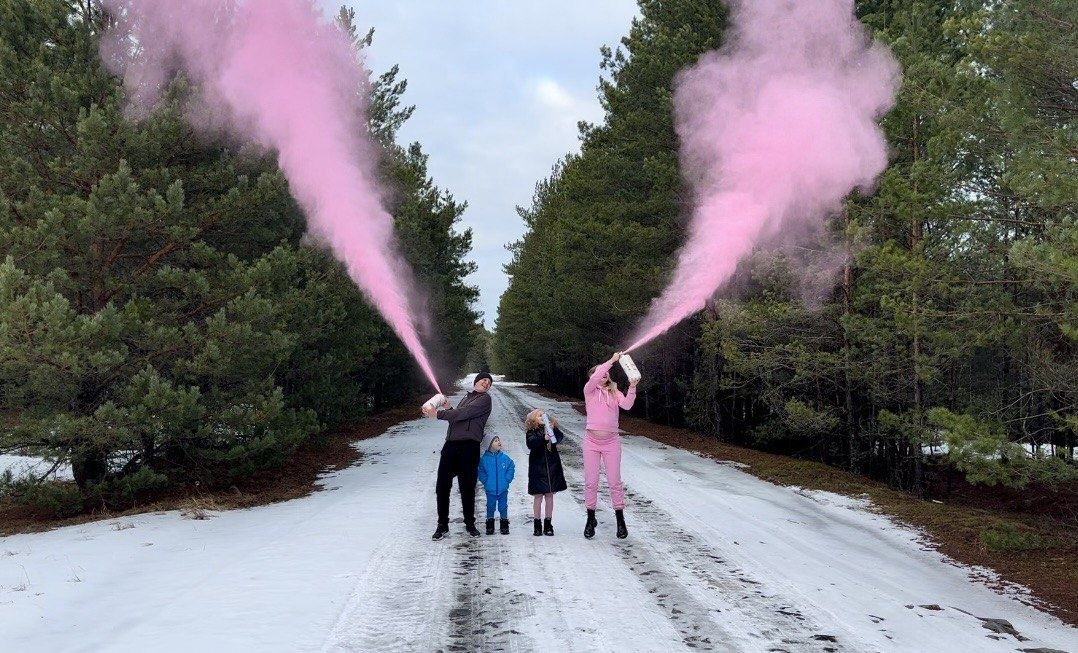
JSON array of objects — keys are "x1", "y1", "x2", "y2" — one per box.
[{"x1": 436, "y1": 439, "x2": 480, "y2": 526}]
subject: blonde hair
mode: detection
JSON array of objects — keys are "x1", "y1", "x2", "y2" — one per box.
[
  {"x1": 588, "y1": 365, "x2": 617, "y2": 394},
  {"x1": 524, "y1": 408, "x2": 559, "y2": 431}
]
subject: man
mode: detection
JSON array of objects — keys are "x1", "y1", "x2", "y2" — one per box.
[{"x1": 424, "y1": 372, "x2": 494, "y2": 540}]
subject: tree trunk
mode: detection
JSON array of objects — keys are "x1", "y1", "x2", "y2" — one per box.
[
  {"x1": 910, "y1": 114, "x2": 925, "y2": 498},
  {"x1": 71, "y1": 449, "x2": 108, "y2": 488},
  {"x1": 842, "y1": 209, "x2": 857, "y2": 471}
]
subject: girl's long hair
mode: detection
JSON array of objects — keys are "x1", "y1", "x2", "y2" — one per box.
[{"x1": 525, "y1": 408, "x2": 558, "y2": 431}]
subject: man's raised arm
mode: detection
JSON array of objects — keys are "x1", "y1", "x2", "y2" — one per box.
[{"x1": 437, "y1": 393, "x2": 492, "y2": 423}]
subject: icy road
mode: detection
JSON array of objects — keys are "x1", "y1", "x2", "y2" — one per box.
[{"x1": 2, "y1": 380, "x2": 1075, "y2": 652}]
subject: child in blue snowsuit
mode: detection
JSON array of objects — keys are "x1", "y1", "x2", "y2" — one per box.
[{"x1": 477, "y1": 435, "x2": 516, "y2": 535}]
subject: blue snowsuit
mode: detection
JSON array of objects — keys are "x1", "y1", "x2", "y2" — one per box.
[{"x1": 477, "y1": 449, "x2": 516, "y2": 519}]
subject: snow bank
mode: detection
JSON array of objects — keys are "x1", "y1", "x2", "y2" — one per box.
[{"x1": 0, "y1": 454, "x2": 73, "y2": 482}]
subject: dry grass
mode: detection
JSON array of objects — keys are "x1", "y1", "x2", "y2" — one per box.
[{"x1": 178, "y1": 497, "x2": 222, "y2": 520}]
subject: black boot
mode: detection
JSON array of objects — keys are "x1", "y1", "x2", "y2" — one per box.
[
  {"x1": 465, "y1": 522, "x2": 481, "y2": 537},
  {"x1": 432, "y1": 522, "x2": 449, "y2": 541},
  {"x1": 615, "y1": 509, "x2": 628, "y2": 539},
  {"x1": 543, "y1": 518, "x2": 554, "y2": 536},
  {"x1": 500, "y1": 518, "x2": 510, "y2": 535},
  {"x1": 533, "y1": 518, "x2": 543, "y2": 536},
  {"x1": 584, "y1": 509, "x2": 597, "y2": 539},
  {"x1": 485, "y1": 518, "x2": 495, "y2": 535}
]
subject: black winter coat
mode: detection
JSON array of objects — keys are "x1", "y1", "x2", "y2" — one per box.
[
  {"x1": 525, "y1": 426, "x2": 568, "y2": 495},
  {"x1": 437, "y1": 391, "x2": 492, "y2": 442}
]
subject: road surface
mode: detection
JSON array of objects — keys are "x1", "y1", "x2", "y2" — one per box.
[{"x1": 2, "y1": 379, "x2": 1075, "y2": 652}]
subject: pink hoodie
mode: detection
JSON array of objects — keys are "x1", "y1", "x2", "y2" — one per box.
[{"x1": 583, "y1": 361, "x2": 637, "y2": 434}]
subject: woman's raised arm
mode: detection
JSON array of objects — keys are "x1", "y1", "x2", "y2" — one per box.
[{"x1": 584, "y1": 351, "x2": 622, "y2": 394}]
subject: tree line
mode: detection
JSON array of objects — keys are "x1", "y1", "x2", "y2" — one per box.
[
  {"x1": 0, "y1": 1, "x2": 481, "y2": 514},
  {"x1": 493, "y1": 0, "x2": 1076, "y2": 495}
]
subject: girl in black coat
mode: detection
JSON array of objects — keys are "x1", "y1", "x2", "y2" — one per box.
[{"x1": 525, "y1": 409, "x2": 568, "y2": 536}]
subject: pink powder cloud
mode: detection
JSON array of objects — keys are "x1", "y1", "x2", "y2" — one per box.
[
  {"x1": 627, "y1": 0, "x2": 900, "y2": 352},
  {"x1": 101, "y1": 0, "x2": 440, "y2": 390}
]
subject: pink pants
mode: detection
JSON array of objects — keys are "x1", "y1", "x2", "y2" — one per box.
[{"x1": 583, "y1": 430, "x2": 624, "y2": 510}]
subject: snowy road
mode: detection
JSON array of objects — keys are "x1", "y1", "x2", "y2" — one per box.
[{"x1": 2, "y1": 380, "x2": 1075, "y2": 652}]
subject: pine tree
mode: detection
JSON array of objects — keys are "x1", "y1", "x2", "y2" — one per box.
[
  {"x1": 0, "y1": 1, "x2": 317, "y2": 498},
  {"x1": 0, "y1": 1, "x2": 481, "y2": 512}
]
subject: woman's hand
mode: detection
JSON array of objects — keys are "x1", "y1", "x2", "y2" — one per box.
[
  {"x1": 608, "y1": 351, "x2": 623, "y2": 364},
  {"x1": 629, "y1": 377, "x2": 640, "y2": 388}
]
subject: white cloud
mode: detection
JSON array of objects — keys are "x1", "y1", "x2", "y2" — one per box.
[{"x1": 534, "y1": 78, "x2": 575, "y2": 110}]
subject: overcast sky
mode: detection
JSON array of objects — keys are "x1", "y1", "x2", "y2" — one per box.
[{"x1": 321, "y1": 1, "x2": 640, "y2": 327}]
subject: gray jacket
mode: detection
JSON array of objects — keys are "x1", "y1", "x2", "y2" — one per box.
[{"x1": 438, "y1": 391, "x2": 492, "y2": 442}]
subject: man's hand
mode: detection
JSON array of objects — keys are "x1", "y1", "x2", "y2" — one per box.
[{"x1": 422, "y1": 404, "x2": 438, "y2": 418}]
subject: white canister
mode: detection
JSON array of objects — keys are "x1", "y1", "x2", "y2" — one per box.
[
  {"x1": 619, "y1": 354, "x2": 642, "y2": 384},
  {"x1": 423, "y1": 393, "x2": 447, "y2": 413},
  {"x1": 542, "y1": 412, "x2": 557, "y2": 444}
]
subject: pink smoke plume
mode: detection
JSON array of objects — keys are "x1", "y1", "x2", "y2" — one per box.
[
  {"x1": 626, "y1": 0, "x2": 900, "y2": 353},
  {"x1": 100, "y1": 0, "x2": 441, "y2": 391}
]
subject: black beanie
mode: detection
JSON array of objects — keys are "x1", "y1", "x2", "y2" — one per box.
[{"x1": 474, "y1": 371, "x2": 493, "y2": 386}]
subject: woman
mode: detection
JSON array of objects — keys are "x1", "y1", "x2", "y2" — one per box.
[
  {"x1": 524, "y1": 409, "x2": 568, "y2": 536},
  {"x1": 582, "y1": 351, "x2": 638, "y2": 539}
]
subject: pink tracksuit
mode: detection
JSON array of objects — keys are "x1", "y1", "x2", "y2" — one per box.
[{"x1": 583, "y1": 361, "x2": 636, "y2": 510}]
